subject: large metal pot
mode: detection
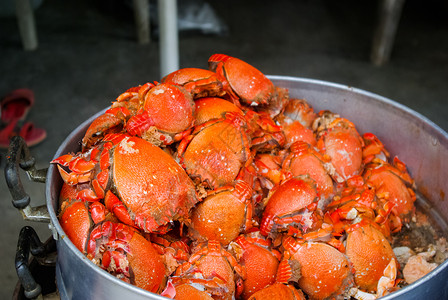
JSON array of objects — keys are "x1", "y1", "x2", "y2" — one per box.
[{"x1": 9, "y1": 76, "x2": 448, "y2": 299}]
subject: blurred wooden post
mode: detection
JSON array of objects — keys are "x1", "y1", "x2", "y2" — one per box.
[
  {"x1": 15, "y1": 0, "x2": 38, "y2": 51},
  {"x1": 133, "y1": 0, "x2": 150, "y2": 44},
  {"x1": 371, "y1": 0, "x2": 406, "y2": 66}
]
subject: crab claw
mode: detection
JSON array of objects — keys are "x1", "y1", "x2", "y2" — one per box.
[
  {"x1": 377, "y1": 258, "x2": 398, "y2": 297},
  {"x1": 125, "y1": 110, "x2": 155, "y2": 136},
  {"x1": 51, "y1": 154, "x2": 74, "y2": 167},
  {"x1": 56, "y1": 165, "x2": 92, "y2": 185},
  {"x1": 104, "y1": 190, "x2": 136, "y2": 227},
  {"x1": 82, "y1": 106, "x2": 131, "y2": 150}
]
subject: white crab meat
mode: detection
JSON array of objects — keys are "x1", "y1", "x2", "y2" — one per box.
[{"x1": 402, "y1": 255, "x2": 438, "y2": 284}]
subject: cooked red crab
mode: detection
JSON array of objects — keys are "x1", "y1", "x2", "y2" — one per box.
[{"x1": 53, "y1": 134, "x2": 200, "y2": 234}]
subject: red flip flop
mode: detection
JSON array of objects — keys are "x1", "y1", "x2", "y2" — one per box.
[
  {"x1": 19, "y1": 122, "x2": 47, "y2": 147},
  {"x1": 1, "y1": 88, "x2": 34, "y2": 123},
  {"x1": 0, "y1": 121, "x2": 46, "y2": 149}
]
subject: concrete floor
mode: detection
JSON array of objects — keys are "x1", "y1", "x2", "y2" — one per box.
[{"x1": 0, "y1": 0, "x2": 447, "y2": 298}]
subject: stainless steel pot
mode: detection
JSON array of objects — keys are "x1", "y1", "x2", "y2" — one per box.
[{"x1": 8, "y1": 76, "x2": 448, "y2": 299}]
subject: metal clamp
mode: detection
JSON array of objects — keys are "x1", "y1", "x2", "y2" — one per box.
[
  {"x1": 5, "y1": 135, "x2": 50, "y2": 222},
  {"x1": 16, "y1": 226, "x2": 57, "y2": 299}
]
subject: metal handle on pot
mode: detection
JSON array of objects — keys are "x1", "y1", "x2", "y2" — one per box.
[
  {"x1": 5, "y1": 135, "x2": 50, "y2": 222},
  {"x1": 16, "y1": 226, "x2": 57, "y2": 299}
]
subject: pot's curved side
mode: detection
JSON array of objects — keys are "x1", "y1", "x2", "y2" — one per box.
[{"x1": 46, "y1": 77, "x2": 448, "y2": 299}]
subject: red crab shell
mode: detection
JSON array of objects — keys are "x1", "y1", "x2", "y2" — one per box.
[
  {"x1": 161, "y1": 67, "x2": 225, "y2": 99},
  {"x1": 277, "y1": 98, "x2": 317, "y2": 148},
  {"x1": 345, "y1": 221, "x2": 397, "y2": 293},
  {"x1": 208, "y1": 54, "x2": 276, "y2": 107},
  {"x1": 173, "y1": 283, "x2": 214, "y2": 300},
  {"x1": 59, "y1": 198, "x2": 167, "y2": 293},
  {"x1": 188, "y1": 180, "x2": 253, "y2": 245},
  {"x1": 363, "y1": 158, "x2": 416, "y2": 224},
  {"x1": 82, "y1": 82, "x2": 196, "y2": 149},
  {"x1": 86, "y1": 221, "x2": 167, "y2": 293},
  {"x1": 127, "y1": 83, "x2": 196, "y2": 141},
  {"x1": 247, "y1": 283, "x2": 305, "y2": 300},
  {"x1": 313, "y1": 111, "x2": 364, "y2": 183},
  {"x1": 194, "y1": 97, "x2": 244, "y2": 126},
  {"x1": 282, "y1": 98, "x2": 317, "y2": 128},
  {"x1": 231, "y1": 233, "x2": 280, "y2": 300},
  {"x1": 282, "y1": 141, "x2": 335, "y2": 199},
  {"x1": 174, "y1": 240, "x2": 245, "y2": 300},
  {"x1": 178, "y1": 111, "x2": 251, "y2": 189},
  {"x1": 58, "y1": 182, "x2": 81, "y2": 209},
  {"x1": 277, "y1": 115, "x2": 317, "y2": 149},
  {"x1": 111, "y1": 136, "x2": 199, "y2": 232},
  {"x1": 59, "y1": 199, "x2": 97, "y2": 253},
  {"x1": 283, "y1": 237, "x2": 354, "y2": 300},
  {"x1": 54, "y1": 134, "x2": 200, "y2": 234},
  {"x1": 259, "y1": 176, "x2": 322, "y2": 237},
  {"x1": 58, "y1": 183, "x2": 121, "y2": 250}
]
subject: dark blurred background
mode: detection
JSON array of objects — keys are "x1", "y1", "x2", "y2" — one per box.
[{"x1": 1, "y1": 0, "x2": 447, "y2": 298}]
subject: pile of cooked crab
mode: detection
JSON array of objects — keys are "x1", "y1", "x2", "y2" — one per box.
[{"x1": 52, "y1": 54, "x2": 447, "y2": 300}]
